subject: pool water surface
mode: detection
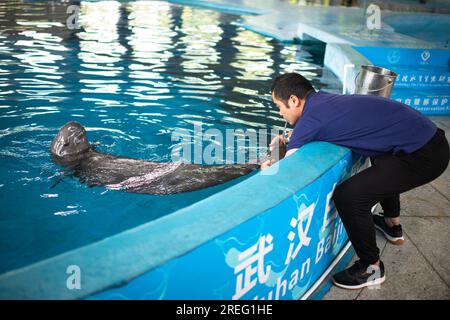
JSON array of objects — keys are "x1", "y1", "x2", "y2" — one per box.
[{"x1": 0, "y1": 0, "x2": 341, "y2": 274}]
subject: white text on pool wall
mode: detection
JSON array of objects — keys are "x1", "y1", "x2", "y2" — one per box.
[{"x1": 231, "y1": 185, "x2": 345, "y2": 300}]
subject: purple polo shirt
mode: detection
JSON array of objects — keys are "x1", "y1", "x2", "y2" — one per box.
[{"x1": 287, "y1": 91, "x2": 437, "y2": 157}]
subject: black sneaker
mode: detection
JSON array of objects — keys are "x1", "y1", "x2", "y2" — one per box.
[
  {"x1": 332, "y1": 260, "x2": 385, "y2": 290},
  {"x1": 373, "y1": 214, "x2": 405, "y2": 245}
]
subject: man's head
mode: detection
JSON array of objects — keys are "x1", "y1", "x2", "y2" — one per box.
[{"x1": 271, "y1": 73, "x2": 315, "y2": 125}]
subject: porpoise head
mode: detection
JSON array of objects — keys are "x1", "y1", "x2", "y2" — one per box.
[{"x1": 50, "y1": 121, "x2": 91, "y2": 163}]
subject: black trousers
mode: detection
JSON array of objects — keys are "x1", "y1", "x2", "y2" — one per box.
[{"x1": 333, "y1": 128, "x2": 449, "y2": 265}]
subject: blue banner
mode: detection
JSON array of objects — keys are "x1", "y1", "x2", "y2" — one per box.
[
  {"x1": 352, "y1": 46, "x2": 450, "y2": 115},
  {"x1": 354, "y1": 47, "x2": 450, "y2": 68}
]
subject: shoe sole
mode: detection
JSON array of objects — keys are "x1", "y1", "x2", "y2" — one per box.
[
  {"x1": 332, "y1": 275, "x2": 386, "y2": 290},
  {"x1": 374, "y1": 224, "x2": 405, "y2": 245}
]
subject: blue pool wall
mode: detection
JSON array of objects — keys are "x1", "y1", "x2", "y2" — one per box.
[
  {"x1": 87, "y1": 144, "x2": 365, "y2": 300},
  {"x1": 0, "y1": 142, "x2": 364, "y2": 299}
]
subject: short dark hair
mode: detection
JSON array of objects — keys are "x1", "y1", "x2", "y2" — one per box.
[{"x1": 271, "y1": 73, "x2": 315, "y2": 103}]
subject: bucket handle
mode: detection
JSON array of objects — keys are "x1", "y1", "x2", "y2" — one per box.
[{"x1": 354, "y1": 70, "x2": 361, "y2": 88}]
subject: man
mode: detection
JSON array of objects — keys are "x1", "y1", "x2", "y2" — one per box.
[{"x1": 261, "y1": 73, "x2": 449, "y2": 289}]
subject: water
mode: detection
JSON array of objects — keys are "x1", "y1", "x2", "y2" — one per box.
[{"x1": 0, "y1": 0, "x2": 341, "y2": 274}]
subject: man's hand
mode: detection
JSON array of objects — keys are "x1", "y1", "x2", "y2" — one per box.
[
  {"x1": 269, "y1": 134, "x2": 289, "y2": 152},
  {"x1": 260, "y1": 159, "x2": 272, "y2": 170},
  {"x1": 269, "y1": 134, "x2": 288, "y2": 161},
  {"x1": 260, "y1": 132, "x2": 291, "y2": 170}
]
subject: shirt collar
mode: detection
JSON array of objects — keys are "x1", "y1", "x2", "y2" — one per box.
[{"x1": 302, "y1": 90, "x2": 317, "y2": 114}]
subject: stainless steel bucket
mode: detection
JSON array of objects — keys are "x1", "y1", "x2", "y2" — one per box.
[{"x1": 355, "y1": 65, "x2": 398, "y2": 98}]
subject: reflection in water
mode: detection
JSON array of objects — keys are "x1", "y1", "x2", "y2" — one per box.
[
  {"x1": 0, "y1": 0, "x2": 339, "y2": 134},
  {"x1": 0, "y1": 0, "x2": 341, "y2": 274},
  {"x1": 78, "y1": 1, "x2": 124, "y2": 94},
  {"x1": 180, "y1": 7, "x2": 223, "y2": 73},
  {"x1": 231, "y1": 29, "x2": 274, "y2": 81},
  {"x1": 127, "y1": 1, "x2": 174, "y2": 80}
]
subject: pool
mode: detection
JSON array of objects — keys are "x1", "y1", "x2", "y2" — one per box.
[{"x1": 0, "y1": 0, "x2": 341, "y2": 278}]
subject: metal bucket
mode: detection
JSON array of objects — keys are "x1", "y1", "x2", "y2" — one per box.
[{"x1": 355, "y1": 65, "x2": 398, "y2": 98}]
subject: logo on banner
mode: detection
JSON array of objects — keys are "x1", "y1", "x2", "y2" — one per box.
[
  {"x1": 387, "y1": 50, "x2": 401, "y2": 64},
  {"x1": 421, "y1": 50, "x2": 431, "y2": 63}
]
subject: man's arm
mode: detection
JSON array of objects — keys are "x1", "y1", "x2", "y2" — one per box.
[
  {"x1": 260, "y1": 147, "x2": 299, "y2": 170},
  {"x1": 285, "y1": 148, "x2": 298, "y2": 157}
]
